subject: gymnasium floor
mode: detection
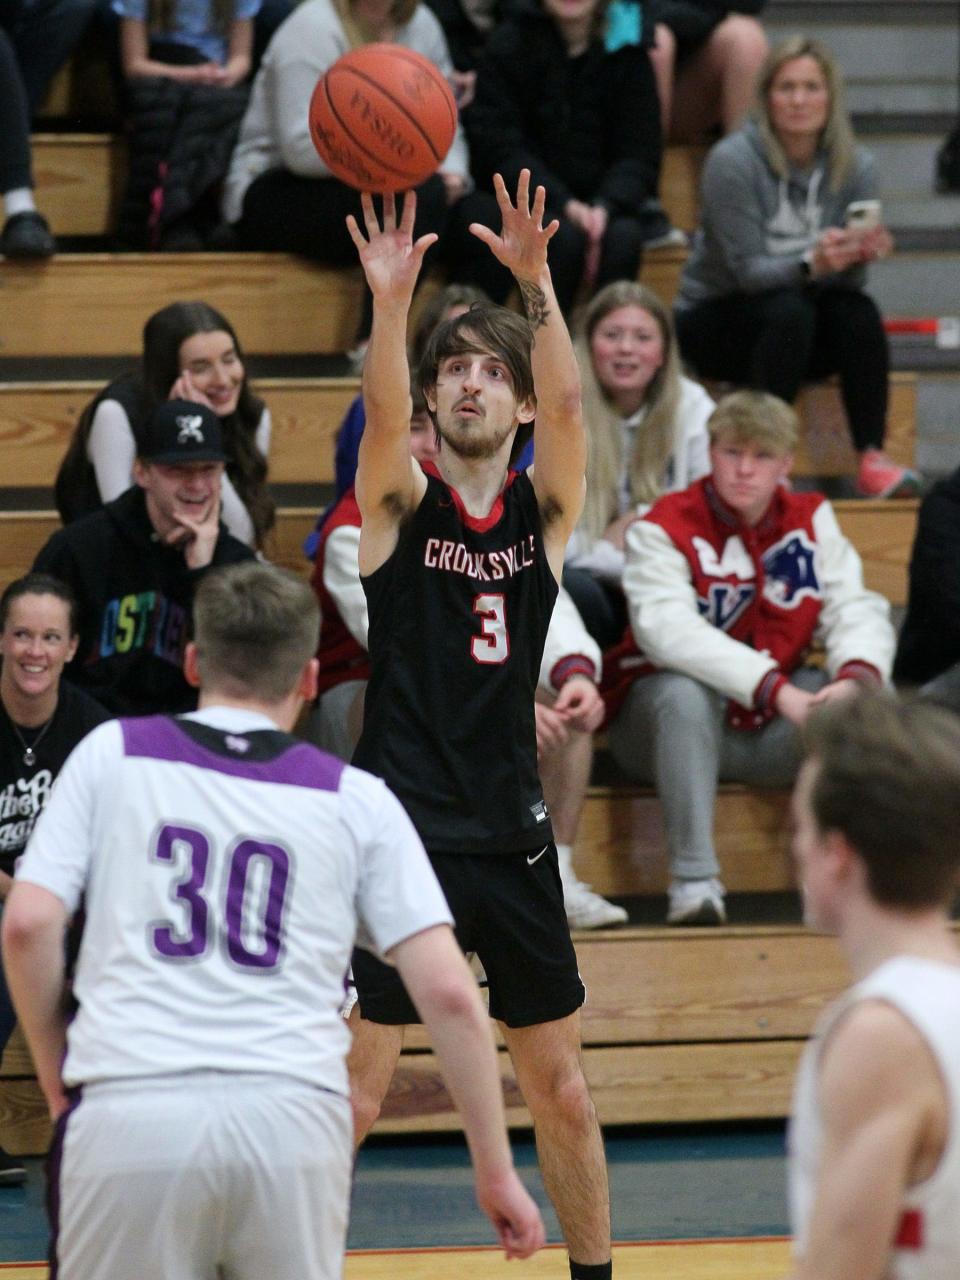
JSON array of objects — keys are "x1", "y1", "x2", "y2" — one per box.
[{"x1": 0, "y1": 1123, "x2": 792, "y2": 1274}]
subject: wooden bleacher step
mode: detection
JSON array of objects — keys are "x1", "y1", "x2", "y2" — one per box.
[
  {"x1": 0, "y1": 250, "x2": 690, "y2": 358},
  {"x1": 0, "y1": 377, "x2": 359, "y2": 487},
  {"x1": 0, "y1": 924, "x2": 852, "y2": 1151},
  {"x1": 0, "y1": 499, "x2": 919, "y2": 598},
  {"x1": 0, "y1": 256, "x2": 366, "y2": 356},
  {"x1": 33, "y1": 134, "x2": 126, "y2": 239},
  {"x1": 0, "y1": 369, "x2": 919, "y2": 490}
]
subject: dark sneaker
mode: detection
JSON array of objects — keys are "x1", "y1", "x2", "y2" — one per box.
[
  {"x1": 639, "y1": 200, "x2": 688, "y2": 250},
  {"x1": 0, "y1": 1147, "x2": 27, "y2": 1185},
  {"x1": 1, "y1": 211, "x2": 55, "y2": 260}
]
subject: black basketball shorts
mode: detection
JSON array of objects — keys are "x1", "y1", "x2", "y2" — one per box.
[{"x1": 352, "y1": 842, "x2": 586, "y2": 1029}]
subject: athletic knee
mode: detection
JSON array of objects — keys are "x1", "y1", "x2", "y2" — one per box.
[{"x1": 527, "y1": 1062, "x2": 596, "y2": 1130}]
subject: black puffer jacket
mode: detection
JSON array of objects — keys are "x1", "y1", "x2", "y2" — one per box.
[
  {"x1": 464, "y1": 3, "x2": 662, "y2": 217},
  {"x1": 117, "y1": 76, "x2": 250, "y2": 249}
]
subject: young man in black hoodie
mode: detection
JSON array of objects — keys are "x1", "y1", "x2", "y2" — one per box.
[{"x1": 33, "y1": 400, "x2": 253, "y2": 716}]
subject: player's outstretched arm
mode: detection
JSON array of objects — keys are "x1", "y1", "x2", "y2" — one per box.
[
  {"x1": 1, "y1": 883, "x2": 70, "y2": 1120},
  {"x1": 391, "y1": 925, "x2": 546, "y2": 1260},
  {"x1": 347, "y1": 192, "x2": 433, "y2": 568},
  {"x1": 469, "y1": 171, "x2": 586, "y2": 576}
]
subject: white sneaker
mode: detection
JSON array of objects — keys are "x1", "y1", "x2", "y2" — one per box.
[
  {"x1": 667, "y1": 878, "x2": 726, "y2": 926},
  {"x1": 563, "y1": 879, "x2": 629, "y2": 930}
]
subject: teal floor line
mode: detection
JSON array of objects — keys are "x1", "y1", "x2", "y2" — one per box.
[{"x1": 0, "y1": 1124, "x2": 790, "y2": 1263}]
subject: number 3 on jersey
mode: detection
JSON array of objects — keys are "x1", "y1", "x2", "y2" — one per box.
[{"x1": 472, "y1": 592, "x2": 510, "y2": 664}]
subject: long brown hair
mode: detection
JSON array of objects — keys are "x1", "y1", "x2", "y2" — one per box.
[
  {"x1": 574, "y1": 281, "x2": 682, "y2": 543},
  {"x1": 56, "y1": 302, "x2": 275, "y2": 548}
]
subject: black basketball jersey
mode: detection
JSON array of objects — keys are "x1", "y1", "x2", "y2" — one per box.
[{"x1": 353, "y1": 466, "x2": 557, "y2": 854}]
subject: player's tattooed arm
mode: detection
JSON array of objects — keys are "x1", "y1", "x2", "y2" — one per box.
[{"x1": 519, "y1": 280, "x2": 550, "y2": 330}]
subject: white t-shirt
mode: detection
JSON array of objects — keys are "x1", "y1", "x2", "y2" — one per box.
[
  {"x1": 789, "y1": 955, "x2": 960, "y2": 1280},
  {"x1": 17, "y1": 706, "x2": 452, "y2": 1095}
]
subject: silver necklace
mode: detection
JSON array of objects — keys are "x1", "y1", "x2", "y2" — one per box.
[{"x1": 10, "y1": 715, "x2": 54, "y2": 767}]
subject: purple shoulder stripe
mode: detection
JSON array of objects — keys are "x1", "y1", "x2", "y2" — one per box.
[{"x1": 119, "y1": 717, "x2": 346, "y2": 791}]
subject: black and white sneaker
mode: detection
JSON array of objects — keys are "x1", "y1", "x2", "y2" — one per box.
[
  {"x1": 639, "y1": 200, "x2": 688, "y2": 250},
  {"x1": 1, "y1": 211, "x2": 55, "y2": 259},
  {"x1": 0, "y1": 1147, "x2": 27, "y2": 1185}
]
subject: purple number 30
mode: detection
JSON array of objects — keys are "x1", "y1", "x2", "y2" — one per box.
[{"x1": 151, "y1": 824, "x2": 291, "y2": 971}]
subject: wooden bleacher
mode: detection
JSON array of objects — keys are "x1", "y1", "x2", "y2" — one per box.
[
  {"x1": 0, "y1": 371, "x2": 919, "y2": 489},
  {"x1": 0, "y1": 924, "x2": 852, "y2": 1150},
  {"x1": 0, "y1": 378, "x2": 357, "y2": 487}
]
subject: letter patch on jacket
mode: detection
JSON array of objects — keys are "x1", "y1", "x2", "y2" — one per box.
[{"x1": 762, "y1": 531, "x2": 820, "y2": 608}]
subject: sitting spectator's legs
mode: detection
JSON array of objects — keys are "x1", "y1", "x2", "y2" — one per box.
[
  {"x1": 561, "y1": 565, "x2": 627, "y2": 652},
  {"x1": 608, "y1": 666, "x2": 828, "y2": 882},
  {"x1": 595, "y1": 213, "x2": 644, "y2": 295},
  {"x1": 669, "y1": 14, "x2": 768, "y2": 141},
  {"x1": 677, "y1": 288, "x2": 818, "y2": 403},
  {"x1": 806, "y1": 288, "x2": 889, "y2": 454},
  {"x1": 443, "y1": 188, "x2": 514, "y2": 304},
  {"x1": 0, "y1": 0, "x2": 99, "y2": 113},
  {"x1": 238, "y1": 168, "x2": 447, "y2": 265},
  {"x1": 919, "y1": 662, "x2": 960, "y2": 715},
  {"x1": 608, "y1": 670, "x2": 722, "y2": 881},
  {"x1": 0, "y1": 26, "x2": 54, "y2": 257},
  {"x1": 238, "y1": 170, "x2": 448, "y2": 340},
  {"x1": 0, "y1": 30, "x2": 32, "y2": 201}
]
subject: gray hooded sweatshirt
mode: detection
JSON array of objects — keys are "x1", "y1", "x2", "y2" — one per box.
[{"x1": 675, "y1": 119, "x2": 878, "y2": 310}]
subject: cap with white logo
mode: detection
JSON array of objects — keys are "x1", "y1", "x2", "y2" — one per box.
[{"x1": 138, "y1": 399, "x2": 227, "y2": 465}]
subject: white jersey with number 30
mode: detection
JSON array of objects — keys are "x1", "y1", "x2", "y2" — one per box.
[{"x1": 16, "y1": 707, "x2": 452, "y2": 1095}]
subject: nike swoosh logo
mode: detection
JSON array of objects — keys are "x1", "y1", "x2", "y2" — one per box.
[{"x1": 526, "y1": 846, "x2": 548, "y2": 865}]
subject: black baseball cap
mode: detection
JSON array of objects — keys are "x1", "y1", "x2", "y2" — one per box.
[{"x1": 138, "y1": 400, "x2": 227, "y2": 465}]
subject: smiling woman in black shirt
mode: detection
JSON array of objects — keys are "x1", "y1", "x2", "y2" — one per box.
[{"x1": 0, "y1": 573, "x2": 109, "y2": 1183}]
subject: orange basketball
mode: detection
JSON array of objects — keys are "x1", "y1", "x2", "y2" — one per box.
[{"x1": 309, "y1": 44, "x2": 458, "y2": 194}]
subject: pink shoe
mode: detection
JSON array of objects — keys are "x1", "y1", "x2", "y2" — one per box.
[{"x1": 855, "y1": 449, "x2": 920, "y2": 498}]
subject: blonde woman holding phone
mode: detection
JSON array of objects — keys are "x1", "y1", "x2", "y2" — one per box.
[{"x1": 674, "y1": 35, "x2": 916, "y2": 498}]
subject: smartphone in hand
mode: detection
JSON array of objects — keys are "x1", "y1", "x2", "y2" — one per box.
[{"x1": 844, "y1": 199, "x2": 882, "y2": 233}]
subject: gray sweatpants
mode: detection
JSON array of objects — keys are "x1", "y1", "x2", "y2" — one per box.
[{"x1": 607, "y1": 668, "x2": 827, "y2": 880}]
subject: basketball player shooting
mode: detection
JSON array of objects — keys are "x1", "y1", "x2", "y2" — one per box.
[
  {"x1": 344, "y1": 173, "x2": 614, "y2": 1280},
  {"x1": 1, "y1": 561, "x2": 544, "y2": 1279}
]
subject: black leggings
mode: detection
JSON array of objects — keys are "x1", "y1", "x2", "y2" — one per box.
[
  {"x1": 446, "y1": 188, "x2": 644, "y2": 316},
  {"x1": 237, "y1": 168, "x2": 449, "y2": 341},
  {"x1": 675, "y1": 286, "x2": 890, "y2": 452}
]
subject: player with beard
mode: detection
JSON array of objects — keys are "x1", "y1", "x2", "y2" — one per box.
[{"x1": 344, "y1": 173, "x2": 615, "y2": 1280}]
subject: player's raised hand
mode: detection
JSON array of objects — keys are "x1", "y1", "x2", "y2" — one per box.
[
  {"x1": 346, "y1": 191, "x2": 438, "y2": 304},
  {"x1": 476, "y1": 1167, "x2": 546, "y2": 1260},
  {"x1": 469, "y1": 170, "x2": 559, "y2": 283}
]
